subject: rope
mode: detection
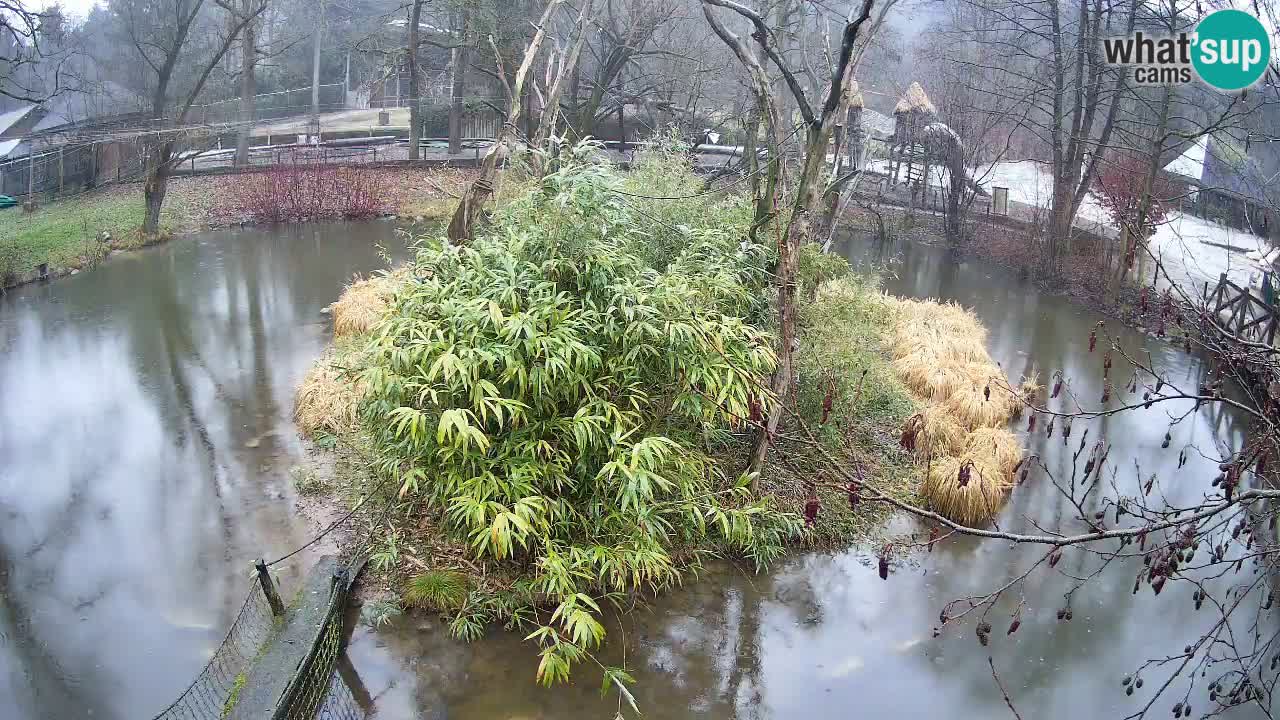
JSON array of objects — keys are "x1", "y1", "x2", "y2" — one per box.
[{"x1": 265, "y1": 435, "x2": 399, "y2": 568}]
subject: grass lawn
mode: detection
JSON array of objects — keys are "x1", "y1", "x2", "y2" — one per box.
[
  {"x1": 0, "y1": 166, "x2": 472, "y2": 287},
  {"x1": 0, "y1": 187, "x2": 180, "y2": 281}
]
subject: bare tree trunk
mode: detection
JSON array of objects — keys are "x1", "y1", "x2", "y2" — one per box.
[
  {"x1": 143, "y1": 140, "x2": 173, "y2": 236},
  {"x1": 742, "y1": 107, "x2": 759, "y2": 197},
  {"x1": 944, "y1": 154, "x2": 965, "y2": 246},
  {"x1": 1116, "y1": 83, "x2": 1173, "y2": 292},
  {"x1": 408, "y1": 0, "x2": 423, "y2": 161},
  {"x1": 448, "y1": 9, "x2": 468, "y2": 156},
  {"x1": 530, "y1": 0, "x2": 596, "y2": 173},
  {"x1": 310, "y1": 6, "x2": 324, "y2": 133},
  {"x1": 235, "y1": 0, "x2": 257, "y2": 167}
]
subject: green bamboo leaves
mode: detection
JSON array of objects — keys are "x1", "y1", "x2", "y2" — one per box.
[{"x1": 361, "y1": 144, "x2": 800, "y2": 685}]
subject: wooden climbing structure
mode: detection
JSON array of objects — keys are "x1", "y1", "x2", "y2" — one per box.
[{"x1": 887, "y1": 82, "x2": 938, "y2": 199}]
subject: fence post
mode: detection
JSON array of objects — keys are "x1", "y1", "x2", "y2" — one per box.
[
  {"x1": 28, "y1": 152, "x2": 35, "y2": 200},
  {"x1": 58, "y1": 147, "x2": 64, "y2": 194},
  {"x1": 255, "y1": 558, "x2": 286, "y2": 617}
]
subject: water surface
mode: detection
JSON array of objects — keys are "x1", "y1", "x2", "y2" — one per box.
[
  {"x1": 0, "y1": 221, "x2": 407, "y2": 720},
  {"x1": 340, "y1": 232, "x2": 1264, "y2": 719},
  {"x1": 0, "y1": 221, "x2": 1265, "y2": 720}
]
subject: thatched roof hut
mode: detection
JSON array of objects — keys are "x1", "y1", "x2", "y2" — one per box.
[
  {"x1": 894, "y1": 82, "x2": 936, "y2": 116},
  {"x1": 845, "y1": 79, "x2": 865, "y2": 110}
]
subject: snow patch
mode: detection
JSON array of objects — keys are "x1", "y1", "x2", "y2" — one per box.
[
  {"x1": 0, "y1": 105, "x2": 34, "y2": 136},
  {"x1": 866, "y1": 157, "x2": 1274, "y2": 289},
  {"x1": 1164, "y1": 137, "x2": 1207, "y2": 181}
]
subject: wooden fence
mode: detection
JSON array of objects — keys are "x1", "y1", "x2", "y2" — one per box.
[{"x1": 1206, "y1": 273, "x2": 1280, "y2": 348}]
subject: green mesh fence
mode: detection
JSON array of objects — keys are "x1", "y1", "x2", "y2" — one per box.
[
  {"x1": 150, "y1": 582, "x2": 276, "y2": 720},
  {"x1": 152, "y1": 565, "x2": 366, "y2": 720},
  {"x1": 316, "y1": 669, "x2": 365, "y2": 720},
  {"x1": 272, "y1": 571, "x2": 351, "y2": 720}
]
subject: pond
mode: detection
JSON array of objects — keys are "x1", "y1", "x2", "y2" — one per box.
[
  {"x1": 0, "y1": 222, "x2": 1265, "y2": 720},
  {"x1": 0, "y1": 221, "x2": 409, "y2": 720},
  {"x1": 342, "y1": 233, "x2": 1262, "y2": 720}
]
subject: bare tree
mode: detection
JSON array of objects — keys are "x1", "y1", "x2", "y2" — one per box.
[
  {"x1": 954, "y1": 0, "x2": 1137, "y2": 274},
  {"x1": 566, "y1": 0, "x2": 679, "y2": 138},
  {"x1": 0, "y1": 1, "x2": 79, "y2": 104},
  {"x1": 111, "y1": 0, "x2": 269, "y2": 235},
  {"x1": 915, "y1": 4, "x2": 1028, "y2": 249},
  {"x1": 700, "y1": 0, "x2": 878, "y2": 475},
  {"x1": 445, "y1": 0, "x2": 565, "y2": 243},
  {"x1": 529, "y1": 0, "x2": 597, "y2": 171}
]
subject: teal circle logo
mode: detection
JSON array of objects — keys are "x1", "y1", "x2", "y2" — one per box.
[{"x1": 1192, "y1": 9, "x2": 1270, "y2": 91}]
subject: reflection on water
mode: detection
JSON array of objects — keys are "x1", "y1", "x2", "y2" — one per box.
[
  {"x1": 0, "y1": 221, "x2": 406, "y2": 720},
  {"x1": 0, "y1": 221, "x2": 1266, "y2": 720},
  {"x1": 343, "y1": 232, "x2": 1267, "y2": 719}
]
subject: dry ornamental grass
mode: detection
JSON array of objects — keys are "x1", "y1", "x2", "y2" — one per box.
[
  {"x1": 294, "y1": 346, "x2": 366, "y2": 435},
  {"x1": 296, "y1": 270, "x2": 409, "y2": 435},
  {"x1": 887, "y1": 296, "x2": 1028, "y2": 525},
  {"x1": 330, "y1": 269, "x2": 408, "y2": 337}
]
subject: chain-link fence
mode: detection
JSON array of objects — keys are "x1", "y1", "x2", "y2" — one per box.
[
  {"x1": 150, "y1": 581, "x2": 277, "y2": 720},
  {"x1": 147, "y1": 561, "x2": 367, "y2": 720},
  {"x1": 316, "y1": 668, "x2": 366, "y2": 720},
  {"x1": 272, "y1": 568, "x2": 352, "y2": 720},
  {"x1": 190, "y1": 84, "x2": 348, "y2": 126}
]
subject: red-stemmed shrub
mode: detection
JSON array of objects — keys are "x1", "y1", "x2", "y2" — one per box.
[
  {"x1": 228, "y1": 164, "x2": 390, "y2": 224},
  {"x1": 1094, "y1": 152, "x2": 1180, "y2": 238}
]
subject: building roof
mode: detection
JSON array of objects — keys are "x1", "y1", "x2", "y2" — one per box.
[
  {"x1": 29, "y1": 84, "x2": 145, "y2": 135},
  {"x1": 0, "y1": 138, "x2": 22, "y2": 159},
  {"x1": 894, "y1": 82, "x2": 936, "y2": 115},
  {"x1": 862, "y1": 108, "x2": 894, "y2": 139},
  {"x1": 1200, "y1": 135, "x2": 1275, "y2": 206},
  {"x1": 1163, "y1": 136, "x2": 1207, "y2": 180},
  {"x1": 0, "y1": 105, "x2": 36, "y2": 137}
]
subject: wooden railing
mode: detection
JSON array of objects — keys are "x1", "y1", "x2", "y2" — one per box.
[{"x1": 1206, "y1": 273, "x2": 1280, "y2": 348}]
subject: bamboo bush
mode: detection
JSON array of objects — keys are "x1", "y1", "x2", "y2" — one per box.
[{"x1": 356, "y1": 143, "x2": 799, "y2": 683}]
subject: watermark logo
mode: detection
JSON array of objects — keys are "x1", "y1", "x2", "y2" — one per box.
[{"x1": 1102, "y1": 9, "x2": 1270, "y2": 91}]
